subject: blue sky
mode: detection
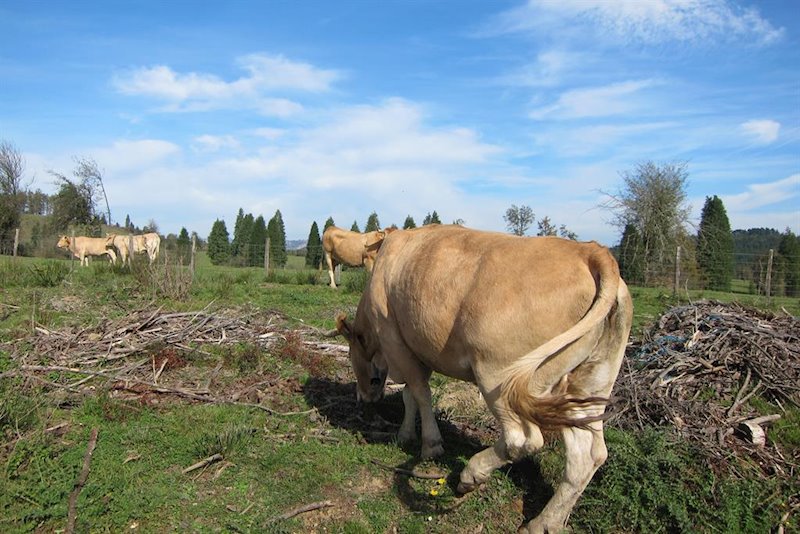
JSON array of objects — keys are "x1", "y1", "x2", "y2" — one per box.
[{"x1": 2, "y1": 0, "x2": 798, "y2": 245}]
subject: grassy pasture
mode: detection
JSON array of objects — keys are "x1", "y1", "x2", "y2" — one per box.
[{"x1": 0, "y1": 254, "x2": 797, "y2": 533}]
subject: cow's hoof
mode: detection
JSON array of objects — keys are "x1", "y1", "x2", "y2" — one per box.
[
  {"x1": 397, "y1": 430, "x2": 417, "y2": 446},
  {"x1": 519, "y1": 517, "x2": 569, "y2": 534},
  {"x1": 421, "y1": 442, "x2": 444, "y2": 459}
]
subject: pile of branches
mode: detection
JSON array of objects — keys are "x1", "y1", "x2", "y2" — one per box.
[
  {"x1": 610, "y1": 300, "x2": 799, "y2": 479},
  {"x1": 1, "y1": 303, "x2": 347, "y2": 414}
]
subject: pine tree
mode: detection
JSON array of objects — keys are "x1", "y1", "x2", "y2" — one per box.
[
  {"x1": 250, "y1": 215, "x2": 268, "y2": 267},
  {"x1": 268, "y1": 210, "x2": 287, "y2": 267},
  {"x1": 618, "y1": 223, "x2": 645, "y2": 285},
  {"x1": 231, "y1": 208, "x2": 245, "y2": 257},
  {"x1": 306, "y1": 221, "x2": 323, "y2": 268},
  {"x1": 234, "y1": 213, "x2": 254, "y2": 263},
  {"x1": 177, "y1": 227, "x2": 191, "y2": 264},
  {"x1": 207, "y1": 219, "x2": 230, "y2": 265},
  {"x1": 324, "y1": 217, "x2": 335, "y2": 231},
  {"x1": 778, "y1": 229, "x2": 800, "y2": 297},
  {"x1": 403, "y1": 215, "x2": 416, "y2": 229},
  {"x1": 429, "y1": 211, "x2": 441, "y2": 224},
  {"x1": 365, "y1": 212, "x2": 380, "y2": 232},
  {"x1": 697, "y1": 195, "x2": 734, "y2": 291},
  {"x1": 350, "y1": 220, "x2": 360, "y2": 232}
]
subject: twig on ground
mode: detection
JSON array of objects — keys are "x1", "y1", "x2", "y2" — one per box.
[
  {"x1": 66, "y1": 427, "x2": 99, "y2": 534},
  {"x1": 268, "y1": 500, "x2": 334, "y2": 523},
  {"x1": 182, "y1": 453, "x2": 223, "y2": 474}
]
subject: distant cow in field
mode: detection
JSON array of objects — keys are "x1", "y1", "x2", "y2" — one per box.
[
  {"x1": 57, "y1": 235, "x2": 117, "y2": 266},
  {"x1": 106, "y1": 234, "x2": 131, "y2": 266},
  {"x1": 322, "y1": 226, "x2": 393, "y2": 288},
  {"x1": 336, "y1": 225, "x2": 633, "y2": 533},
  {"x1": 140, "y1": 232, "x2": 161, "y2": 264}
]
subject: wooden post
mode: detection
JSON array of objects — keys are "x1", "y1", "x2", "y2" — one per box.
[
  {"x1": 190, "y1": 234, "x2": 197, "y2": 276},
  {"x1": 264, "y1": 237, "x2": 270, "y2": 273},
  {"x1": 765, "y1": 249, "x2": 774, "y2": 303},
  {"x1": 673, "y1": 246, "x2": 681, "y2": 295},
  {"x1": 13, "y1": 228, "x2": 19, "y2": 257},
  {"x1": 335, "y1": 264, "x2": 342, "y2": 287}
]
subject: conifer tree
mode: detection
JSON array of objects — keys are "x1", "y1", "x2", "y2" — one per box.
[
  {"x1": 697, "y1": 195, "x2": 733, "y2": 291},
  {"x1": 231, "y1": 208, "x2": 245, "y2": 257},
  {"x1": 350, "y1": 220, "x2": 360, "y2": 232},
  {"x1": 306, "y1": 221, "x2": 323, "y2": 268},
  {"x1": 267, "y1": 210, "x2": 287, "y2": 267},
  {"x1": 207, "y1": 219, "x2": 230, "y2": 265},
  {"x1": 250, "y1": 215, "x2": 267, "y2": 267},
  {"x1": 365, "y1": 212, "x2": 380, "y2": 232},
  {"x1": 324, "y1": 217, "x2": 335, "y2": 231},
  {"x1": 403, "y1": 215, "x2": 416, "y2": 229},
  {"x1": 177, "y1": 227, "x2": 191, "y2": 264}
]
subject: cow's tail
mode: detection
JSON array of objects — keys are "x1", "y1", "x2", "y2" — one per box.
[{"x1": 500, "y1": 248, "x2": 621, "y2": 430}]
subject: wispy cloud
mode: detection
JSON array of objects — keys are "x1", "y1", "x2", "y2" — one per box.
[
  {"x1": 491, "y1": 0, "x2": 784, "y2": 45},
  {"x1": 529, "y1": 79, "x2": 658, "y2": 120},
  {"x1": 723, "y1": 174, "x2": 799, "y2": 211},
  {"x1": 112, "y1": 53, "x2": 341, "y2": 116},
  {"x1": 740, "y1": 119, "x2": 781, "y2": 145},
  {"x1": 498, "y1": 50, "x2": 583, "y2": 88},
  {"x1": 90, "y1": 140, "x2": 180, "y2": 173},
  {"x1": 191, "y1": 134, "x2": 241, "y2": 153}
]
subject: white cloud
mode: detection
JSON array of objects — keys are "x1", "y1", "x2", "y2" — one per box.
[
  {"x1": 191, "y1": 134, "x2": 241, "y2": 153},
  {"x1": 530, "y1": 79, "x2": 658, "y2": 120},
  {"x1": 90, "y1": 140, "x2": 180, "y2": 173},
  {"x1": 722, "y1": 174, "x2": 799, "y2": 211},
  {"x1": 499, "y1": 50, "x2": 583, "y2": 88},
  {"x1": 112, "y1": 53, "x2": 340, "y2": 116},
  {"x1": 740, "y1": 119, "x2": 780, "y2": 145},
  {"x1": 492, "y1": 0, "x2": 784, "y2": 45}
]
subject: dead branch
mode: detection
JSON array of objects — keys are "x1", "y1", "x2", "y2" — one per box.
[
  {"x1": 66, "y1": 427, "x2": 99, "y2": 534},
  {"x1": 183, "y1": 453, "x2": 223, "y2": 474},
  {"x1": 269, "y1": 500, "x2": 334, "y2": 523}
]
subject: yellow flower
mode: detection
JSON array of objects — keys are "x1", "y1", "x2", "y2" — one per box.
[
  {"x1": 429, "y1": 488, "x2": 439, "y2": 496},
  {"x1": 436, "y1": 477, "x2": 446, "y2": 485}
]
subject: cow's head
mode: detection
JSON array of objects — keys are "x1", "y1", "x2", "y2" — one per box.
[
  {"x1": 106, "y1": 234, "x2": 116, "y2": 245},
  {"x1": 56, "y1": 235, "x2": 70, "y2": 249},
  {"x1": 336, "y1": 313, "x2": 387, "y2": 403}
]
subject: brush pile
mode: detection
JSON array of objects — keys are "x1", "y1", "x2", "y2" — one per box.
[{"x1": 610, "y1": 300, "x2": 799, "y2": 479}]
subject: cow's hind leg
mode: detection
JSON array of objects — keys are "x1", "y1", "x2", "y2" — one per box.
[
  {"x1": 521, "y1": 423, "x2": 607, "y2": 534},
  {"x1": 398, "y1": 386, "x2": 419, "y2": 445},
  {"x1": 325, "y1": 253, "x2": 337, "y2": 288}
]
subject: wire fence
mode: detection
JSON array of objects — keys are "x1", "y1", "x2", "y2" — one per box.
[{"x1": 2, "y1": 230, "x2": 798, "y2": 299}]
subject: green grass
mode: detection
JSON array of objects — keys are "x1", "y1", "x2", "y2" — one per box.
[{"x1": 1, "y1": 254, "x2": 798, "y2": 533}]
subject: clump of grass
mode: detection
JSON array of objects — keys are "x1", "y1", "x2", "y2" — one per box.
[
  {"x1": 131, "y1": 261, "x2": 193, "y2": 301},
  {"x1": 341, "y1": 269, "x2": 368, "y2": 293},
  {"x1": 277, "y1": 331, "x2": 335, "y2": 377},
  {"x1": 191, "y1": 421, "x2": 256, "y2": 457}
]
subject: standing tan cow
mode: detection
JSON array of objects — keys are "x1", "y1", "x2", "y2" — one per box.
[
  {"x1": 337, "y1": 225, "x2": 632, "y2": 533},
  {"x1": 127, "y1": 233, "x2": 161, "y2": 264},
  {"x1": 106, "y1": 234, "x2": 131, "y2": 266},
  {"x1": 57, "y1": 235, "x2": 117, "y2": 266},
  {"x1": 322, "y1": 226, "x2": 391, "y2": 288}
]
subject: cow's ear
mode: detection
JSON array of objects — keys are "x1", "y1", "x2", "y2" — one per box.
[
  {"x1": 336, "y1": 313, "x2": 352, "y2": 341},
  {"x1": 377, "y1": 231, "x2": 386, "y2": 238}
]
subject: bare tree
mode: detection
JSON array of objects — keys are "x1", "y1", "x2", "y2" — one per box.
[
  {"x1": 0, "y1": 140, "x2": 26, "y2": 247},
  {"x1": 504, "y1": 204, "x2": 534, "y2": 236},
  {"x1": 601, "y1": 161, "x2": 692, "y2": 283},
  {"x1": 73, "y1": 157, "x2": 111, "y2": 225}
]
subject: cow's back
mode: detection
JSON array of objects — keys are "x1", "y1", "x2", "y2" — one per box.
[{"x1": 367, "y1": 225, "x2": 614, "y2": 379}]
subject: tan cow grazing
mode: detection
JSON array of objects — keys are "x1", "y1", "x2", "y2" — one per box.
[
  {"x1": 336, "y1": 225, "x2": 632, "y2": 534},
  {"x1": 322, "y1": 226, "x2": 392, "y2": 288},
  {"x1": 106, "y1": 234, "x2": 131, "y2": 266},
  {"x1": 57, "y1": 235, "x2": 117, "y2": 267}
]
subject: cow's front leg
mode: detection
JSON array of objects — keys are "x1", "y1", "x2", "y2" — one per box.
[
  {"x1": 398, "y1": 386, "x2": 419, "y2": 445},
  {"x1": 404, "y1": 378, "x2": 443, "y2": 458}
]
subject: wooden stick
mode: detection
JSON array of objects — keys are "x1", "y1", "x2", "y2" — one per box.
[
  {"x1": 182, "y1": 453, "x2": 223, "y2": 474},
  {"x1": 270, "y1": 500, "x2": 334, "y2": 523},
  {"x1": 66, "y1": 427, "x2": 99, "y2": 534}
]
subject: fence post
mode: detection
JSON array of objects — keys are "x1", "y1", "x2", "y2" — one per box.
[
  {"x1": 190, "y1": 234, "x2": 197, "y2": 276},
  {"x1": 765, "y1": 248, "x2": 774, "y2": 303},
  {"x1": 128, "y1": 234, "x2": 134, "y2": 267},
  {"x1": 673, "y1": 246, "x2": 681, "y2": 296},
  {"x1": 335, "y1": 264, "x2": 342, "y2": 286},
  {"x1": 13, "y1": 228, "x2": 19, "y2": 257},
  {"x1": 264, "y1": 237, "x2": 270, "y2": 274}
]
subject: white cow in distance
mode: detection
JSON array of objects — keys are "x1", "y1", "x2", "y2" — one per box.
[{"x1": 57, "y1": 235, "x2": 117, "y2": 266}]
